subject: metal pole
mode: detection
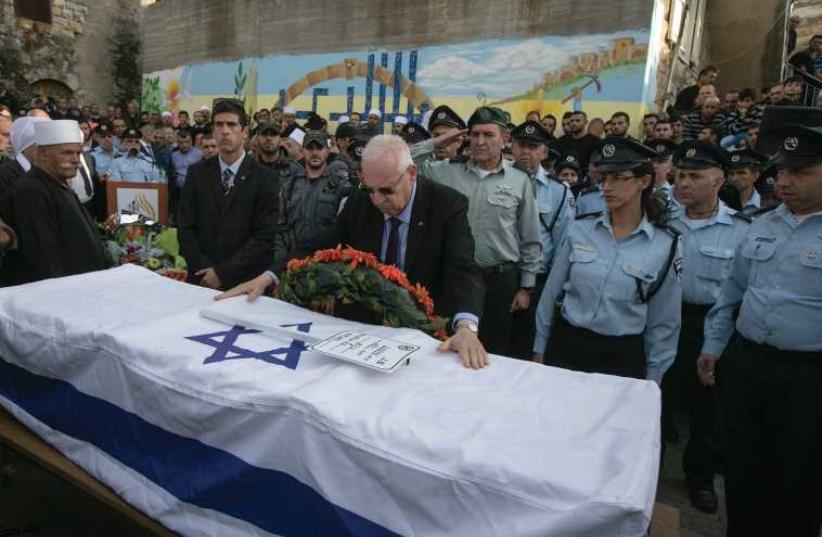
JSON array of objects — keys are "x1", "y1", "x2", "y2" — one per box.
[
  {"x1": 663, "y1": 0, "x2": 693, "y2": 111},
  {"x1": 779, "y1": 0, "x2": 793, "y2": 81}
]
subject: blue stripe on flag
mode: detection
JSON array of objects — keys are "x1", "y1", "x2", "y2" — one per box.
[{"x1": 0, "y1": 357, "x2": 402, "y2": 537}]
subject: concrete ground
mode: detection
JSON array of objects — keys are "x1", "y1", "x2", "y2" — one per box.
[{"x1": 0, "y1": 432, "x2": 726, "y2": 537}]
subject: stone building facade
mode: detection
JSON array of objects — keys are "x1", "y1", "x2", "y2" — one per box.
[{"x1": 0, "y1": 0, "x2": 140, "y2": 108}]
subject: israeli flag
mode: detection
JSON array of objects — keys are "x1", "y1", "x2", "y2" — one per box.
[{"x1": 0, "y1": 265, "x2": 660, "y2": 536}]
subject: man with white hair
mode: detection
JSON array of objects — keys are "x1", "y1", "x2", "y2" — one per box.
[
  {"x1": 682, "y1": 96, "x2": 726, "y2": 142},
  {"x1": 218, "y1": 134, "x2": 488, "y2": 369},
  {"x1": 8, "y1": 120, "x2": 108, "y2": 283}
]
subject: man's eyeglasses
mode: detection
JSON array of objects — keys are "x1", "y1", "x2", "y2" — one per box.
[{"x1": 359, "y1": 165, "x2": 412, "y2": 196}]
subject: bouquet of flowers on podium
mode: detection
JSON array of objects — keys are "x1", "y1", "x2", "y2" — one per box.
[
  {"x1": 278, "y1": 246, "x2": 448, "y2": 339},
  {"x1": 99, "y1": 213, "x2": 188, "y2": 281}
]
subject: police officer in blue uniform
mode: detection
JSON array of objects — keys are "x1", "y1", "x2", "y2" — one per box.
[
  {"x1": 110, "y1": 127, "x2": 166, "y2": 183},
  {"x1": 574, "y1": 151, "x2": 607, "y2": 215},
  {"x1": 698, "y1": 121, "x2": 822, "y2": 536},
  {"x1": 508, "y1": 120, "x2": 575, "y2": 359},
  {"x1": 664, "y1": 141, "x2": 751, "y2": 513},
  {"x1": 89, "y1": 123, "x2": 122, "y2": 181},
  {"x1": 726, "y1": 148, "x2": 768, "y2": 216},
  {"x1": 648, "y1": 138, "x2": 678, "y2": 208},
  {"x1": 533, "y1": 138, "x2": 682, "y2": 382}
]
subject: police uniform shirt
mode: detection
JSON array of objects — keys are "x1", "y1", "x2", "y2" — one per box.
[
  {"x1": 669, "y1": 201, "x2": 751, "y2": 305},
  {"x1": 411, "y1": 138, "x2": 542, "y2": 287},
  {"x1": 534, "y1": 213, "x2": 683, "y2": 382},
  {"x1": 702, "y1": 203, "x2": 822, "y2": 356},
  {"x1": 535, "y1": 167, "x2": 574, "y2": 274},
  {"x1": 111, "y1": 153, "x2": 166, "y2": 183},
  {"x1": 575, "y1": 184, "x2": 607, "y2": 216},
  {"x1": 740, "y1": 189, "x2": 761, "y2": 216},
  {"x1": 90, "y1": 146, "x2": 122, "y2": 178}
]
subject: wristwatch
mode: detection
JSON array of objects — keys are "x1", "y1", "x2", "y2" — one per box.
[{"x1": 457, "y1": 320, "x2": 479, "y2": 333}]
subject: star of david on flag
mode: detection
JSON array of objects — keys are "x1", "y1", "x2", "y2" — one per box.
[{"x1": 186, "y1": 323, "x2": 313, "y2": 370}]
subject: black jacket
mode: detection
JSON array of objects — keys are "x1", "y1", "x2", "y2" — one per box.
[
  {"x1": 324, "y1": 175, "x2": 484, "y2": 321},
  {"x1": 6, "y1": 166, "x2": 108, "y2": 284},
  {"x1": 177, "y1": 154, "x2": 278, "y2": 289}
]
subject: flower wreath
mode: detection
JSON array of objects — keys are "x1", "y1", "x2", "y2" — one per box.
[{"x1": 277, "y1": 246, "x2": 449, "y2": 339}]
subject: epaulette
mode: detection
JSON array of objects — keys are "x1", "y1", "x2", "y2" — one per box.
[
  {"x1": 653, "y1": 222, "x2": 681, "y2": 238},
  {"x1": 730, "y1": 211, "x2": 752, "y2": 223},
  {"x1": 750, "y1": 204, "x2": 778, "y2": 218},
  {"x1": 447, "y1": 154, "x2": 470, "y2": 164},
  {"x1": 575, "y1": 211, "x2": 602, "y2": 220},
  {"x1": 113, "y1": 154, "x2": 124, "y2": 159}
]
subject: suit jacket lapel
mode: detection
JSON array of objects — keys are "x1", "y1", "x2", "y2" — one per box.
[
  {"x1": 404, "y1": 178, "x2": 430, "y2": 279},
  {"x1": 361, "y1": 200, "x2": 385, "y2": 258},
  {"x1": 208, "y1": 158, "x2": 225, "y2": 214}
]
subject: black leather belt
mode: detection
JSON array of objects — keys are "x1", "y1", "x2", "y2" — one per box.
[{"x1": 479, "y1": 261, "x2": 516, "y2": 275}]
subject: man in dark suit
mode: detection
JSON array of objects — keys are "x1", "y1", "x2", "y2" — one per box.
[
  {"x1": 177, "y1": 98, "x2": 278, "y2": 290},
  {"x1": 218, "y1": 135, "x2": 488, "y2": 369}
]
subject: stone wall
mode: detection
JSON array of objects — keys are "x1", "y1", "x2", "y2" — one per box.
[
  {"x1": 0, "y1": 0, "x2": 139, "y2": 106},
  {"x1": 141, "y1": 0, "x2": 653, "y2": 74}
]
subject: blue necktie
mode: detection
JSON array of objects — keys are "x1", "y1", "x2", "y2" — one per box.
[{"x1": 385, "y1": 217, "x2": 401, "y2": 267}]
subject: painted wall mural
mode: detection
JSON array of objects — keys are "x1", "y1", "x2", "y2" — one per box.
[{"x1": 142, "y1": 29, "x2": 652, "y2": 132}]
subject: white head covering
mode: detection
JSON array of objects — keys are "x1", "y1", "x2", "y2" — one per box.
[
  {"x1": 10, "y1": 116, "x2": 49, "y2": 155},
  {"x1": 161, "y1": 110, "x2": 172, "y2": 117},
  {"x1": 393, "y1": 115, "x2": 408, "y2": 125},
  {"x1": 34, "y1": 120, "x2": 83, "y2": 147},
  {"x1": 288, "y1": 128, "x2": 305, "y2": 145},
  {"x1": 198, "y1": 105, "x2": 210, "y2": 113},
  {"x1": 337, "y1": 115, "x2": 350, "y2": 123},
  {"x1": 283, "y1": 106, "x2": 297, "y2": 115},
  {"x1": 368, "y1": 108, "x2": 382, "y2": 119}
]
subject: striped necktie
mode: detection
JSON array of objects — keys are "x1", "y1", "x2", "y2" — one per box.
[{"x1": 221, "y1": 168, "x2": 234, "y2": 194}]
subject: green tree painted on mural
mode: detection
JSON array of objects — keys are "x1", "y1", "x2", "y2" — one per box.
[
  {"x1": 141, "y1": 76, "x2": 164, "y2": 113},
  {"x1": 234, "y1": 61, "x2": 247, "y2": 108},
  {"x1": 108, "y1": 16, "x2": 141, "y2": 106}
]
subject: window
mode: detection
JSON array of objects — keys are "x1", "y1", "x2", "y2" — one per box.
[
  {"x1": 14, "y1": 0, "x2": 52, "y2": 24},
  {"x1": 667, "y1": 0, "x2": 706, "y2": 65}
]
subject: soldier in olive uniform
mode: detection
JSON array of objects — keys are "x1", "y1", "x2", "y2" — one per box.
[{"x1": 411, "y1": 106, "x2": 541, "y2": 356}]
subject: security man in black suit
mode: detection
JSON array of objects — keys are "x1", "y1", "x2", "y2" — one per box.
[
  {"x1": 177, "y1": 98, "x2": 279, "y2": 290},
  {"x1": 218, "y1": 134, "x2": 488, "y2": 369}
]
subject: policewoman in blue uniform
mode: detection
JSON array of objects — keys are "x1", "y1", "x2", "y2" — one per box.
[
  {"x1": 698, "y1": 121, "x2": 822, "y2": 537},
  {"x1": 533, "y1": 138, "x2": 682, "y2": 382},
  {"x1": 664, "y1": 141, "x2": 751, "y2": 514}
]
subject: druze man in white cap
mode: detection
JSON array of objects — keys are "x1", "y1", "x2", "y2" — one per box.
[
  {"x1": 392, "y1": 115, "x2": 408, "y2": 135},
  {"x1": 7, "y1": 119, "x2": 108, "y2": 284}
]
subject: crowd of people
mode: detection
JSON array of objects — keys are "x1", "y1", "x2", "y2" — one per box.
[{"x1": 0, "y1": 43, "x2": 821, "y2": 536}]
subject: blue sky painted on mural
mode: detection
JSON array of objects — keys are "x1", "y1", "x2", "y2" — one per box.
[{"x1": 170, "y1": 29, "x2": 648, "y2": 103}]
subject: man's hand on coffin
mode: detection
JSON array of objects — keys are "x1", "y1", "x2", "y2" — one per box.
[
  {"x1": 438, "y1": 324, "x2": 489, "y2": 369},
  {"x1": 196, "y1": 267, "x2": 222, "y2": 290},
  {"x1": 215, "y1": 272, "x2": 275, "y2": 301}
]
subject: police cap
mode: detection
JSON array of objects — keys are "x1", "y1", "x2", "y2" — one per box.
[
  {"x1": 647, "y1": 138, "x2": 678, "y2": 159},
  {"x1": 727, "y1": 148, "x2": 768, "y2": 169},
  {"x1": 556, "y1": 154, "x2": 581, "y2": 173},
  {"x1": 771, "y1": 123, "x2": 822, "y2": 167},
  {"x1": 511, "y1": 120, "x2": 551, "y2": 144},
  {"x1": 400, "y1": 121, "x2": 431, "y2": 144},
  {"x1": 347, "y1": 137, "x2": 368, "y2": 162},
  {"x1": 94, "y1": 123, "x2": 113, "y2": 136},
  {"x1": 674, "y1": 141, "x2": 730, "y2": 170},
  {"x1": 123, "y1": 127, "x2": 141, "y2": 140},
  {"x1": 596, "y1": 137, "x2": 658, "y2": 172},
  {"x1": 428, "y1": 105, "x2": 466, "y2": 130}
]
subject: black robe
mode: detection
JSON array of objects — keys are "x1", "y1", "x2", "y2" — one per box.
[
  {"x1": 0, "y1": 158, "x2": 25, "y2": 221},
  {"x1": 6, "y1": 166, "x2": 108, "y2": 284}
]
